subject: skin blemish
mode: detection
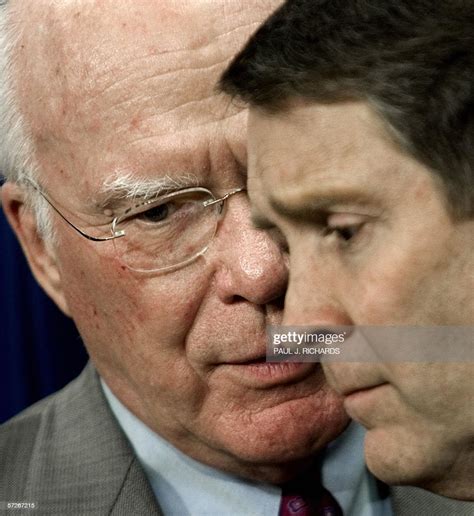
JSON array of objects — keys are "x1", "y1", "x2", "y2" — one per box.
[{"x1": 130, "y1": 116, "x2": 141, "y2": 130}]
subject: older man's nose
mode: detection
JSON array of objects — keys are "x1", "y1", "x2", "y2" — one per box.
[{"x1": 213, "y1": 199, "x2": 288, "y2": 305}]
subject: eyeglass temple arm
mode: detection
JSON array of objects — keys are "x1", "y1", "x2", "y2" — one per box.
[
  {"x1": 202, "y1": 187, "x2": 246, "y2": 207},
  {"x1": 23, "y1": 178, "x2": 125, "y2": 242}
]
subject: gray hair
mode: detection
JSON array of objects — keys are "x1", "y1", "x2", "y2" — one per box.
[{"x1": 0, "y1": 1, "x2": 55, "y2": 238}]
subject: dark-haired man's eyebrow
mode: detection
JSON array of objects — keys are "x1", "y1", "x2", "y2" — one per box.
[{"x1": 269, "y1": 191, "x2": 377, "y2": 222}]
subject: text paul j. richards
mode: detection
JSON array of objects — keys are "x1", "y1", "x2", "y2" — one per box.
[{"x1": 272, "y1": 346, "x2": 341, "y2": 355}]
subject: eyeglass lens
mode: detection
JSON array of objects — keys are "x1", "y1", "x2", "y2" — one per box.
[{"x1": 112, "y1": 189, "x2": 221, "y2": 272}]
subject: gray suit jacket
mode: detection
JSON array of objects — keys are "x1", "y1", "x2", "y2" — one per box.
[
  {"x1": 0, "y1": 363, "x2": 162, "y2": 515},
  {"x1": 1, "y1": 363, "x2": 472, "y2": 515}
]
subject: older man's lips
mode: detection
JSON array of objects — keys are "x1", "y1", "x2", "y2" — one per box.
[{"x1": 218, "y1": 358, "x2": 319, "y2": 388}]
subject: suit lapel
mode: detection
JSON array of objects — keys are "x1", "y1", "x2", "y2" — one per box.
[
  {"x1": 21, "y1": 363, "x2": 162, "y2": 515},
  {"x1": 110, "y1": 456, "x2": 163, "y2": 515}
]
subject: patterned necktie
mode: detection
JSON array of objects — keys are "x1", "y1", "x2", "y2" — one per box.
[{"x1": 279, "y1": 476, "x2": 343, "y2": 516}]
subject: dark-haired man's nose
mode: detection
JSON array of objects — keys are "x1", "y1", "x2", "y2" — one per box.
[{"x1": 283, "y1": 249, "x2": 353, "y2": 328}]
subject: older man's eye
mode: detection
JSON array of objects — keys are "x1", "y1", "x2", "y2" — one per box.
[{"x1": 138, "y1": 203, "x2": 175, "y2": 224}]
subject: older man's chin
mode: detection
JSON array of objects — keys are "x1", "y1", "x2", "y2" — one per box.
[{"x1": 190, "y1": 390, "x2": 349, "y2": 483}]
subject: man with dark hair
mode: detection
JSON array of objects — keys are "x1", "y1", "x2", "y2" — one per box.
[
  {"x1": 220, "y1": 0, "x2": 474, "y2": 506},
  {"x1": 1, "y1": 0, "x2": 408, "y2": 515}
]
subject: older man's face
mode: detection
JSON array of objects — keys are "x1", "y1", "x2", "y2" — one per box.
[
  {"x1": 5, "y1": 1, "x2": 348, "y2": 482},
  {"x1": 248, "y1": 100, "x2": 474, "y2": 494}
]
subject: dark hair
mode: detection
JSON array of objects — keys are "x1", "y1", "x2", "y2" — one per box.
[{"x1": 220, "y1": 0, "x2": 474, "y2": 217}]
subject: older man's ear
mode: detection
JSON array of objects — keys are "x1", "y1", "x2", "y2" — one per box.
[{"x1": 1, "y1": 182, "x2": 71, "y2": 316}]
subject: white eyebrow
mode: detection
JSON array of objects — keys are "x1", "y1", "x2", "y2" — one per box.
[{"x1": 98, "y1": 172, "x2": 200, "y2": 206}]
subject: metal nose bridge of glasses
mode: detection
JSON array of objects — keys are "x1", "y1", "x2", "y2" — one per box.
[{"x1": 24, "y1": 178, "x2": 246, "y2": 243}]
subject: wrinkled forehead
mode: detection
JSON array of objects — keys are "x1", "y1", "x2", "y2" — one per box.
[
  {"x1": 11, "y1": 0, "x2": 276, "y2": 189},
  {"x1": 14, "y1": 0, "x2": 263, "y2": 108}
]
